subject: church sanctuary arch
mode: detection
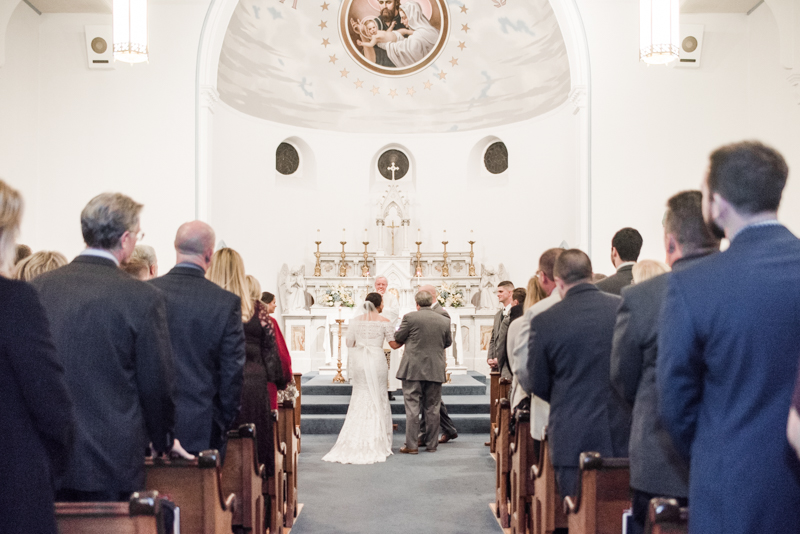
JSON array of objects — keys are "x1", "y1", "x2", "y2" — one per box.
[{"x1": 195, "y1": 0, "x2": 593, "y2": 254}]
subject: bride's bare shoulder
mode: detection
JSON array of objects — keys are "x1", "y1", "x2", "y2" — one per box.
[{"x1": 377, "y1": 316, "x2": 390, "y2": 322}]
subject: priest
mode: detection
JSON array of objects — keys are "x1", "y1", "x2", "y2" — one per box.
[{"x1": 375, "y1": 276, "x2": 401, "y2": 400}]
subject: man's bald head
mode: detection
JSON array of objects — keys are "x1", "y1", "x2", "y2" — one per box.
[
  {"x1": 174, "y1": 221, "x2": 216, "y2": 271},
  {"x1": 419, "y1": 284, "x2": 438, "y2": 298}
]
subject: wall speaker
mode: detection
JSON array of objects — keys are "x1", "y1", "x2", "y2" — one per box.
[
  {"x1": 675, "y1": 24, "x2": 704, "y2": 69},
  {"x1": 84, "y1": 26, "x2": 115, "y2": 70}
]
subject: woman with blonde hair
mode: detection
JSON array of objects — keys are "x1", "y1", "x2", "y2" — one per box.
[
  {"x1": 0, "y1": 179, "x2": 75, "y2": 534},
  {"x1": 632, "y1": 259, "x2": 670, "y2": 284},
  {"x1": 207, "y1": 250, "x2": 292, "y2": 484},
  {"x1": 523, "y1": 275, "x2": 547, "y2": 311},
  {"x1": 14, "y1": 250, "x2": 68, "y2": 281}
]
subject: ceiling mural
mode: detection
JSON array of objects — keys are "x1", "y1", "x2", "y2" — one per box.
[{"x1": 217, "y1": 0, "x2": 571, "y2": 133}]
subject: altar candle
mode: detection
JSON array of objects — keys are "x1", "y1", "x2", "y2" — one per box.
[
  {"x1": 342, "y1": 228, "x2": 346, "y2": 242},
  {"x1": 443, "y1": 229, "x2": 447, "y2": 242},
  {"x1": 317, "y1": 229, "x2": 321, "y2": 241},
  {"x1": 363, "y1": 228, "x2": 368, "y2": 242},
  {"x1": 417, "y1": 228, "x2": 421, "y2": 242}
]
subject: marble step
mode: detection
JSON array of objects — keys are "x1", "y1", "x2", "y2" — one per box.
[
  {"x1": 301, "y1": 373, "x2": 487, "y2": 396},
  {"x1": 302, "y1": 394, "x2": 491, "y2": 415},
  {"x1": 300, "y1": 413, "x2": 490, "y2": 435}
]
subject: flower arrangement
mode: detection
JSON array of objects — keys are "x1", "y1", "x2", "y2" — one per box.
[
  {"x1": 437, "y1": 281, "x2": 466, "y2": 308},
  {"x1": 322, "y1": 283, "x2": 356, "y2": 307}
]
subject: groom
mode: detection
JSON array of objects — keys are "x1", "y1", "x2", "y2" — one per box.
[{"x1": 391, "y1": 291, "x2": 452, "y2": 453}]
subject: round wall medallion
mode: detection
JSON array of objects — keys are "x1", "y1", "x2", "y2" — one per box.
[
  {"x1": 378, "y1": 149, "x2": 409, "y2": 180},
  {"x1": 276, "y1": 143, "x2": 300, "y2": 175},
  {"x1": 682, "y1": 36, "x2": 698, "y2": 53},
  {"x1": 484, "y1": 142, "x2": 508, "y2": 175},
  {"x1": 339, "y1": 0, "x2": 450, "y2": 77},
  {"x1": 91, "y1": 37, "x2": 108, "y2": 54}
]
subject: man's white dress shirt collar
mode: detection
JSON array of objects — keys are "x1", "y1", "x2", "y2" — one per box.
[{"x1": 80, "y1": 248, "x2": 119, "y2": 266}]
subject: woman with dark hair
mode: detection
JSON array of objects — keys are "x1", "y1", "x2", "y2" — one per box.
[
  {"x1": 262, "y1": 291, "x2": 277, "y2": 314},
  {"x1": 323, "y1": 292, "x2": 396, "y2": 464}
]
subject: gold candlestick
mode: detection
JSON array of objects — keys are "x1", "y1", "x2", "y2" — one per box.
[
  {"x1": 468, "y1": 240, "x2": 476, "y2": 277},
  {"x1": 442, "y1": 241, "x2": 450, "y2": 278},
  {"x1": 332, "y1": 318, "x2": 346, "y2": 383},
  {"x1": 314, "y1": 241, "x2": 322, "y2": 277},
  {"x1": 361, "y1": 242, "x2": 370, "y2": 277},
  {"x1": 339, "y1": 241, "x2": 347, "y2": 277},
  {"x1": 415, "y1": 241, "x2": 423, "y2": 277}
]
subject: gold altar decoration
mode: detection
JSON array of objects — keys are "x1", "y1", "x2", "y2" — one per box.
[
  {"x1": 361, "y1": 242, "x2": 370, "y2": 277},
  {"x1": 314, "y1": 240, "x2": 322, "y2": 277},
  {"x1": 414, "y1": 241, "x2": 423, "y2": 277},
  {"x1": 339, "y1": 240, "x2": 347, "y2": 277},
  {"x1": 333, "y1": 318, "x2": 346, "y2": 384},
  {"x1": 441, "y1": 239, "x2": 450, "y2": 278},
  {"x1": 468, "y1": 240, "x2": 476, "y2": 277}
]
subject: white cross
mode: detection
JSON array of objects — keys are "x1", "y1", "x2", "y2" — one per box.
[{"x1": 388, "y1": 162, "x2": 399, "y2": 180}]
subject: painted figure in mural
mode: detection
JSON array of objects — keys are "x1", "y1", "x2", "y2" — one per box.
[
  {"x1": 384, "y1": 2, "x2": 438, "y2": 68},
  {"x1": 371, "y1": 0, "x2": 407, "y2": 67},
  {"x1": 353, "y1": 16, "x2": 414, "y2": 64}
]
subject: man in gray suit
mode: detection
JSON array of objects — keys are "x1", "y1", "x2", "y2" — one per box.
[
  {"x1": 391, "y1": 291, "x2": 452, "y2": 453},
  {"x1": 610, "y1": 191, "x2": 719, "y2": 534},
  {"x1": 487, "y1": 280, "x2": 515, "y2": 372}
]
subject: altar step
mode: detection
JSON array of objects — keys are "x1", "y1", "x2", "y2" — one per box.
[{"x1": 300, "y1": 372, "x2": 490, "y2": 435}]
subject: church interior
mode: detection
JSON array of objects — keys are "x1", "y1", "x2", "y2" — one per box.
[{"x1": 2, "y1": 0, "x2": 800, "y2": 532}]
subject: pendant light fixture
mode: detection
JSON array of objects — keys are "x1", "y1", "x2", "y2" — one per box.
[
  {"x1": 113, "y1": 0, "x2": 148, "y2": 63},
  {"x1": 640, "y1": 0, "x2": 679, "y2": 65}
]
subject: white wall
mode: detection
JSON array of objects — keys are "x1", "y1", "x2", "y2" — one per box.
[{"x1": 580, "y1": 1, "x2": 800, "y2": 273}]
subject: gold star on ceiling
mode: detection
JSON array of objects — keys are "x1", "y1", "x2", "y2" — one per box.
[
  {"x1": 354, "y1": 79, "x2": 364, "y2": 88},
  {"x1": 461, "y1": 23, "x2": 470, "y2": 33},
  {"x1": 319, "y1": 20, "x2": 328, "y2": 29},
  {"x1": 321, "y1": 38, "x2": 330, "y2": 47},
  {"x1": 389, "y1": 88, "x2": 398, "y2": 98},
  {"x1": 340, "y1": 68, "x2": 349, "y2": 77},
  {"x1": 449, "y1": 57, "x2": 459, "y2": 67},
  {"x1": 423, "y1": 80, "x2": 433, "y2": 90},
  {"x1": 371, "y1": 86, "x2": 380, "y2": 95},
  {"x1": 458, "y1": 41, "x2": 467, "y2": 51},
  {"x1": 437, "y1": 71, "x2": 447, "y2": 80},
  {"x1": 329, "y1": 54, "x2": 338, "y2": 64},
  {"x1": 460, "y1": 5, "x2": 468, "y2": 13},
  {"x1": 321, "y1": 1, "x2": 329, "y2": 10},
  {"x1": 407, "y1": 87, "x2": 416, "y2": 96}
]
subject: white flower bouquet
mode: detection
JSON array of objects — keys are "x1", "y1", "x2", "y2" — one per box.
[
  {"x1": 323, "y1": 283, "x2": 355, "y2": 307},
  {"x1": 437, "y1": 281, "x2": 465, "y2": 308}
]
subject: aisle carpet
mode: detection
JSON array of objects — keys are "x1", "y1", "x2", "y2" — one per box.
[{"x1": 289, "y1": 434, "x2": 503, "y2": 534}]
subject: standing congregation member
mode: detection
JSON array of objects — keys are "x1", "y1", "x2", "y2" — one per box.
[
  {"x1": 0, "y1": 179, "x2": 75, "y2": 534},
  {"x1": 374, "y1": 276, "x2": 401, "y2": 400},
  {"x1": 524, "y1": 249, "x2": 629, "y2": 498},
  {"x1": 511, "y1": 248, "x2": 563, "y2": 420},
  {"x1": 658, "y1": 141, "x2": 800, "y2": 533},
  {"x1": 418, "y1": 284, "x2": 458, "y2": 444},
  {"x1": 493, "y1": 287, "x2": 526, "y2": 381},
  {"x1": 149, "y1": 222, "x2": 246, "y2": 458},
  {"x1": 487, "y1": 280, "x2": 514, "y2": 371},
  {"x1": 595, "y1": 227, "x2": 643, "y2": 295},
  {"x1": 610, "y1": 191, "x2": 720, "y2": 534},
  {"x1": 33, "y1": 192, "x2": 176, "y2": 502},
  {"x1": 14, "y1": 243, "x2": 31, "y2": 264},
  {"x1": 506, "y1": 277, "x2": 544, "y2": 411},
  {"x1": 13, "y1": 250, "x2": 67, "y2": 281},
  {"x1": 391, "y1": 291, "x2": 452, "y2": 454}
]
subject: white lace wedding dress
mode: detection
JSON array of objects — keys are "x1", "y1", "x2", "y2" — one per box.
[{"x1": 322, "y1": 317, "x2": 395, "y2": 464}]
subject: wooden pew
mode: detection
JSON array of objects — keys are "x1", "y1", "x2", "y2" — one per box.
[
  {"x1": 488, "y1": 370, "x2": 501, "y2": 449},
  {"x1": 144, "y1": 450, "x2": 235, "y2": 534},
  {"x1": 531, "y1": 430, "x2": 567, "y2": 534},
  {"x1": 56, "y1": 491, "x2": 171, "y2": 534},
  {"x1": 646, "y1": 498, "x2": 688, "y2": 534},
  {"x1": 293, "y1": 372, "x2": 303, "y2": 452},
  {"x1": 222, "y1": 424, "x2": 265, "y2": 534},
  {"x1": 563, "y1": 452, "x2": 630, "y2": 534},
  {"x1": 279, "y1": 399, "x2": 301, "y2": 528},
  {"x1": 490, "y1": 376, "x2": 512, "y2": 453},
  {"x1": 510, "y1": 408, "x2": 537, "y2": 534},
  {"x1": 265, "y1": 414, "x2": 286, "y2": 534},
  {"x1": 494, "y1": 398, "x2": 512, "y2": 527}
]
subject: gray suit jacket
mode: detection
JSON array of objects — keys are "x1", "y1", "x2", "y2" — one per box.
[
  {"x1": 395, "y1": 307, "x2": 452, "y2": 383},
  {"x1": 595, "y1": 264, "x2": 634, "y2": 295},
  {"x1": 609, "y1": 255, "x2": 713, "y2": 497},
  {"x1": 431, "y1": 302, "x2": 450, "y2": 319},
  {"x1": 487, "y1": 308, "x2": 505, "y2": 362}
]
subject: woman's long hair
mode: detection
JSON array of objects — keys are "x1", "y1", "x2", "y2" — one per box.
[
  {"x1": 0, "y1": 180, "x2": 23, "y2": 277},
  {"x1": 207, "y1": 248, "x2": 253, "y2": 321},
  {"x1": 523, "y1": 275, "x2": 547, "y2": 311}
]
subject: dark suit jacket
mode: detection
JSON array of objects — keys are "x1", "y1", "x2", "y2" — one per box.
[
  {"x1": 610, "y1": 254, "x2": 714, "y2": 497},
  {"x1": 595, "y1": 264, "x2": 634, "y2": 295},
  {"x1": 0, "y1": 279, "x2": 75, "y2": 534},
  {"x1": 657, "y1": 224, "x2": 800, "y2": 533},
  {"x1": 32, "y1": 255, "x2": 175, "y2": 493},
  {"x1": 526, "y1": 283, "x2": 629, "y2": 469},
  {"x1": 150, "y1": 265, "x2": 246, "y2": 454},
  {"x1": 395, "y1": 307, "x2": 452, "y2": 383}
]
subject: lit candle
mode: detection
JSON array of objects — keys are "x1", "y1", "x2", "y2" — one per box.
[
  {"x1": 417, "y1": 228, "x2": 421, "y2": 242},
  {"x1": 342, "y1": 228, "x2": 346, "y2": 242},
  {"x1": 363, "y1": 228, "x2": 368, "y2": 242},
  {"x1": 317, "y1": 229, "x2": 321, "y2": 241},
  {"x1": 443, "y1": 229, "x2": 447, "y2": 242}
]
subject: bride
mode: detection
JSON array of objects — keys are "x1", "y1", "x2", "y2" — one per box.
[{"x1": 322, "y1": 292, "x2": 395, "y2": 464}]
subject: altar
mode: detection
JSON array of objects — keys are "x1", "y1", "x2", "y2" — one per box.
[{"x1": 279, "y1": 180, "x2": 510, "y2": 379}]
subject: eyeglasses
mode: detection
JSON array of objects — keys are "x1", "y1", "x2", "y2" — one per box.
[{"x1": 132, "y1": 230, "x2": 145, "y2": 242}]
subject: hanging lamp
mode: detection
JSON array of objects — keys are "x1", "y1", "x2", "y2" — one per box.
[
  {"x1": 113, "y1": 0, "x2": 148, "y2": 63},
  {"x1": 640, "y1": 0, "x2": 679, "y2": 65}
]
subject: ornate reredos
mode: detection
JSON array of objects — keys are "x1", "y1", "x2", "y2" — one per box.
[{"x1": 376, "y1": 183, "x2": 410, "y2": 223}]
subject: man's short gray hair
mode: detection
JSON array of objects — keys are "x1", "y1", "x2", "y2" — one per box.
[
  {"x1": 415, "y1": 291, "x2": 433, "y2": 307},
  {"x1": 130, "y1": 244, "x2": 156, "y2": 267},
  {"x1": 81, "y1": 193, "x2": 142, "y2": 250}
]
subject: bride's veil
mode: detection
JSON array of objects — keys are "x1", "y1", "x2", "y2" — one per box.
[{"x1": 355, "y1": 300, "x2": 382, "y2": 322}]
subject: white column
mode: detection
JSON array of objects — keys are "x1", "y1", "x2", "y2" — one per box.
[
  {"x1": 570, "y1": 85, "x2": 590, "y2": 256},
  {"x1": 197, "y1": 85, "x2": 219, "y2": 221},
  {"x1": 401, "y1": 219, "x2": 410, "y2": 255},
  {"x1": 375, "y1": 219, "x2": 385, "y2": 256}
]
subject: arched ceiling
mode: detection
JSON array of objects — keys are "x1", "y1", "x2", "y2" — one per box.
[{"x1": 217, "y1": 0, "x2": 571, "y2": 133}]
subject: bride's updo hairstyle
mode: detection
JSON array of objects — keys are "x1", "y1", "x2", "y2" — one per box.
[{"x1": 365, "y1": 292, "x2": 382, "y2": 310}]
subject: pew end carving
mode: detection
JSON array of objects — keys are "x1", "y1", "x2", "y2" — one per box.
[
  {"x1": 563, "y1": 452, "x2": 630, "y2": 534},
  {"x1": 646, "y1": 498, "x2": 688, "y2": 534},
  {"x1": 223, "y1": 424, "x2": 265, "y2": 534},
  {"x1": 494, "y1": 397, "x2": 512, "y2": 527},
  {"x1": 279, "y1": 398, "x2": 301, "y2": 527},
  {"x1": 531, "y1": 429, "x2": 567, "y2": 534},
  {"x1": 56, "y1": 491, "x2": 172, "y2": 534},
  {"x1": 510, "y1": 408, "x2": 537, "y2": 534}
]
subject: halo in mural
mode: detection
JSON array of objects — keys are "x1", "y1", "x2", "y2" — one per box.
[{"x1": 339, "y1": 0, "x2": 449, "y2": 77}]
